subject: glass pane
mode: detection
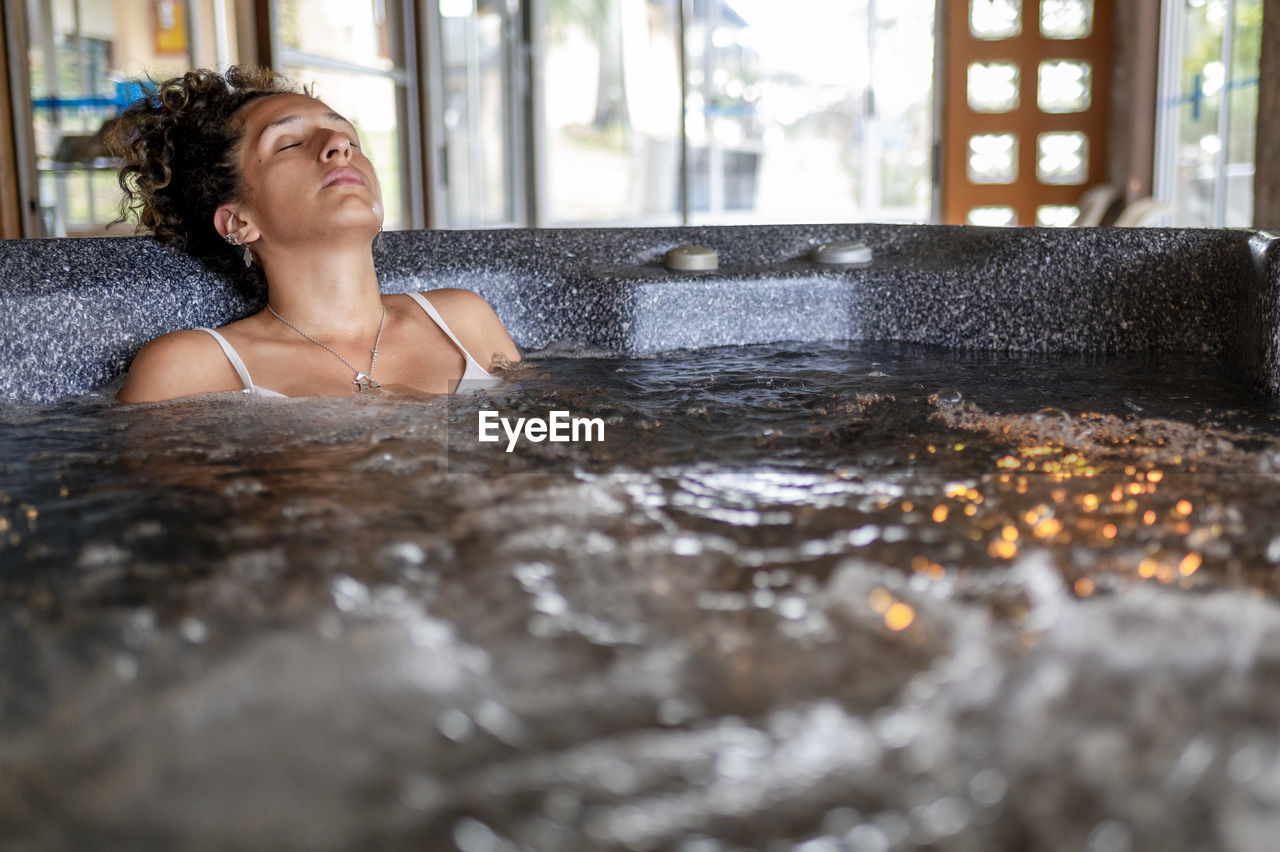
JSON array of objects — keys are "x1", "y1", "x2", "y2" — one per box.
[
  {"x1": 276, "y1": 0, "x2": 396, "y2": 70},
  {"x1": 1038, "y1": 60, "x2": 1092, "y2": 113},
  {"x1": 1037, "y1": 131, "x2": 1088, "y2": 184},
  {"x1": 685, "y1": 0, "x2": 936, "y2": 224},
  {"x1": 1036, "y1": 204, "x2": 1080, "y2": 226},
  {"x1": 438, "y1": 1, "x2": 518, "y2": 226},
  {"x1": 27, "y1": 0, "x2": 193, "y2": 235},
  {"x1": 1222, "y1": 0, "x2": 1262, "y2": 226},
  {"x1": 968, "y1": 133, "x2": 1018, "y2": 184},
  {"x1": 546, "y1": 0, "x2": 936, "y2": 226},
  {"x1": 970, "y1": 0, "x2": 1022, "y2": 40},
  {"x1": 1040, "y1": 0, "x2": 1093, "y2": 39},
  {"x1": 544, "y1": 0, "x2": 681, "y2": 224},
  {"x1": 967, "y1": 206, "x2": 1016, "y2": 226},
  {"x1": 967, "y1": 62, "x2": 1020, "y2": 112},
  {"x1": 283, "y1": 67, "x2": 406, "y2": 229}
]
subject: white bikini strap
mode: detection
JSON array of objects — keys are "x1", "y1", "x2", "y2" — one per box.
[
  {"x1": 405, "y1": 292, "x2": 483, "y2": 365},
  {"x1": 195, "y1": 327, "x2": 256, "y2": 391}
]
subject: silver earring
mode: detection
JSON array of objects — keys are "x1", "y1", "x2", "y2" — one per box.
[{"x1": 224, "y1": 233, "x2": 252, "y2": 266}]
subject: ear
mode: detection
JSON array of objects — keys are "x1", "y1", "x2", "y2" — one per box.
[{"x1": 213, "y1": 203, "x2": 262, "y2": 244}]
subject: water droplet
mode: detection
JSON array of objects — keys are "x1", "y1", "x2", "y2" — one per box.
[
  {"x1": 1085, "y1": 819, "x2": 1133, "y2": 852},
  {"x1": 968, "y1": 767, "x2": 1008, "y2": 806},
  {"x1": 179, "y1": 617, "x2": 207, "y2": 644},
  {"x1": 845, "y1": 824, "x2": 890, "y2": 852},
  {"x1": 437, "y1": 707, "x2": 475, "y2": 743}
]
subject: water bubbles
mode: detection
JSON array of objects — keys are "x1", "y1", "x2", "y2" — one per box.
[
  {"x1": 844, "y1": 823, "x2": 890, "y2": 852},
  {"x1": 1228, "y1": 741, "x2": 1268, "y2": 785},
  {"x1": 178, "y1": 616, "x2": 207, "y2": 644},
  {"x1": 871, "y1": 812, "x2": 911, "y2": 847},
  {"x1": 437, "y1": 707, "x2": 476, "y2": 743},
  {"x1": 1168, "y1": 736, "x2": 1216, "y2": 791},
  {"x1": 475, "y1": 699, "x2": 527, "y2": 745},
  {"x1": 1085, "y1": 819, "x2": 1133, "y2": 852},
  {"x1": 453, "y1": 817, "x2": 513, "y2": 852},
  {"x1": 873, "y1": 709, "x2": 917, "y2": 749},
  {"x1": 911, "y1": 795, "x2": 970, "y2": 841},
  {"x1": 331, "y1": 575, "x2": 371, "y2": 613},
  {"x1": 534, "y1": 592, "x2": 569, "y2": 616},
  {"x1": 381, "y1": 540, "x2": 426, "y2": 567},
  {"x1": 672, "y1": 536, "x2": 703, "y2": 556},
  {"x1": 778, "y1": 596, "x2": 808, "y2": 620},
  {"x1": 934, "y1": 388, "x2": 963, "y2": 404},
  {"x1": 76, "y1": 542, "x2": 129, "y2": 568},
  {"x1": 968, "y1": 768, "x2": 1008, "y2": 806},
  {"x1": 752, "y1": 588, "x2": 777, "y2": 609}
]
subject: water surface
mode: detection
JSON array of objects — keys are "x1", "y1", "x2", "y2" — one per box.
[{"x1": 3, "y1": 341, "x2": 1280, "y2": 851}]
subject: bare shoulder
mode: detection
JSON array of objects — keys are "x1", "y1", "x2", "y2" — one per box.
[
  {"x1": 116, "y1": 328, "x2": 243, "y2": 403},
  {"x1": 417, "y1": 288, "x2": 521, "y2": 365}
]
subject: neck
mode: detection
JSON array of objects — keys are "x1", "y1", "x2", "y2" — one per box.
[{"x1": 259, "y1": 240, "x2": 383, "y2": 340}]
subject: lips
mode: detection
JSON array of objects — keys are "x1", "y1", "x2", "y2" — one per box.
[{"x1": 321, "y1": 167, "x2": 366, "y2": 188}]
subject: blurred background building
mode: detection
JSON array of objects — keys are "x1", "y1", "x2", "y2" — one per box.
[{"x1": 0, "y1": 0, "x2": 1274, "y2": 236}]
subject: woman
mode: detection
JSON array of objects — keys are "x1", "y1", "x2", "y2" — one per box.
[{"x1": 111, "y1": 67, "x2": 520, "y2": 402}]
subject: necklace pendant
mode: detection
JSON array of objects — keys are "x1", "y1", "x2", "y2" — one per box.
[{"x1": 354, "y1": 373, "x2": 381, "y2": 392}]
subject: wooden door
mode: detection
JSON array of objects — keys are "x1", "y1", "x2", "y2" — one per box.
[{"x1": 942, "y1": 0, "x2": 1112, "y2": 226}]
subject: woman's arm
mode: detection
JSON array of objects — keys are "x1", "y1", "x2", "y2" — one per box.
[
  {"x1": 116, "y1": 330, "x2": 244, "y2": 403},
  {"x1": 420, "y1": 289, "x2": 522, "y2": 369}
]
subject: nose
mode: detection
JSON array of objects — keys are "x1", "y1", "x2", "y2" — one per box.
[{"x1": 321, "y1": 130, "x2": 352, "y2": 161}]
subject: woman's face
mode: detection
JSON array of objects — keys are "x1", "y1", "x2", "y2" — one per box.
[{"x1": 230, "y1": 93, "x2": 384, "y2": 250}]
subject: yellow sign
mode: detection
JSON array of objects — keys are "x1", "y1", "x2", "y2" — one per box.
[{"x1": 154, "y1": 0, "x2": 188, "y2": 55}]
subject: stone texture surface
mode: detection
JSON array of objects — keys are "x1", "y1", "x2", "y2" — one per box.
[{"x1": 0, "y1": 224, "x2": 1275, "y2": 403}]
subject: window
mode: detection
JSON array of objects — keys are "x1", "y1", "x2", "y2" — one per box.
[
  {"x1": 1153, "y1": 0, "x2": 1261, "y2": 226},
  {"x1": 944, "y1": 0, "x2": 1111, "y2": 226},
  {"x1": 427, "y1": 0, "x2": 936, "y2": 227}
]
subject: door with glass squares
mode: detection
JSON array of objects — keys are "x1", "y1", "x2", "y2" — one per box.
[{"x1": 943, "y1": 0, "x2": 1111, "y2": 226}]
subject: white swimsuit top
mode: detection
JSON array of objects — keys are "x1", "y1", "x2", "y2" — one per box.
[{"x1": 197, "y1": 292, "x2": 501, "y2": 397}]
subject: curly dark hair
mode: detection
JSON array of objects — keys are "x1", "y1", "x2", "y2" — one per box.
[{"x1": 106, "y1": 66, "x2": 304, "y2": 258}]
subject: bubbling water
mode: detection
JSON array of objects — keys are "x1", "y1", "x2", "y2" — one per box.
[{"x1": 3, "y1": 341, "x2": 1280, "y2": 850}]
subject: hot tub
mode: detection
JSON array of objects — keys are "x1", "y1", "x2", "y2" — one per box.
[{"x1": 2, "y1": 224, "x2": 1280, "y2": 850}]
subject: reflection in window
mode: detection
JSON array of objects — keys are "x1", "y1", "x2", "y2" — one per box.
[
  {"x1": 1036, "y1": 205, "x2": 1080, "y2": 226},
  {"x1": 544, "y1": 0, "x2": 936, "y2": 226},
  {"x1": 967, "y1": 62, "x2": 1020, "y2": 112},
  {"x1": 1040, "y1": 0, "x2": 1093, "y2": 39},
  {"x1": 438, "y1": 0, "x2": 518, "y2": 227},
  {"x1": 968, "y1": 133, "x2": 1018, "y2": 184},
  {"x1": 276, "y1": 0, "x2": 396, "y2": 70},
  {"x1": 970, "y1": 0, "x2": 1022, "y2": 40},
  {"x1": 967, "y1": 206, "x2": 1017, "y2": 226},
  {"x1": 1153, "y1": 0, "x2": 1261, "y2": 226},
  {"x1": 1038, "y1": 60, "x2": 1092, "y2": 113},
  {"x1": 1037, "y1": 132, "x2": 1088, "y2": 184}
]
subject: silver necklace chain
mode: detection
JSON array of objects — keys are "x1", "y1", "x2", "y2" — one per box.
[{"x1": 267, "y1": 303, "x2": 388, "y2": 391}]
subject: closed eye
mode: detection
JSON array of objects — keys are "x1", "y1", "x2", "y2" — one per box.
[{"x1": 277, "y1": 141, "x2": 301, "y2": 152}]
